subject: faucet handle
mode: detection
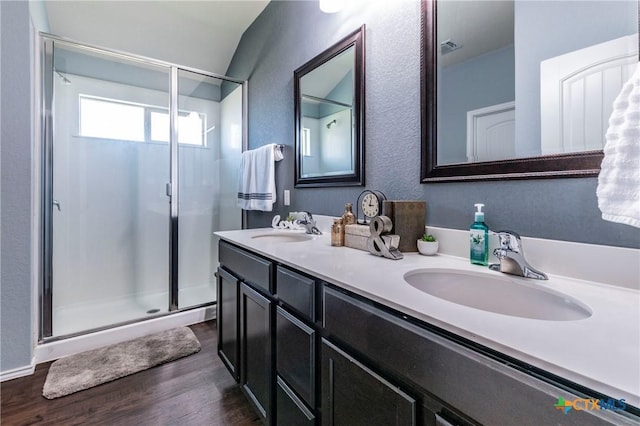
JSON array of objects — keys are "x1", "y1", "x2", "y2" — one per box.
[{"x1": 493, "y1": 230, "x2": 521, "y2": 251}]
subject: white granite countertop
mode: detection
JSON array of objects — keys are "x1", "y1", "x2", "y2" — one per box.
[{"x1": 215, "y1": 227, "x2": 640, "y2": 408}]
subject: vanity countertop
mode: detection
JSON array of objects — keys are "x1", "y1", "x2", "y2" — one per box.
[{"x1": 215, "y1": 227, "x2": 640, "y2": 408}]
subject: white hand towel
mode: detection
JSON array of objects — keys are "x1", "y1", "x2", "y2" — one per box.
[
  {"x1": 597, "y1": 62, "x2": 640, "y2": 228},
  {"x1": 237, "y1": 144, "x2": 283, "y2": 211}
]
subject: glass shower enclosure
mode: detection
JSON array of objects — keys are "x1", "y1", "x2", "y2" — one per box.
[{"x1": 41, "y1": 35, "x2": 245, "y2": 339}]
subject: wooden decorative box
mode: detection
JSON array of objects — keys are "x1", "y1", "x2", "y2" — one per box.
[{"x1": 382, "y1": 200, "x2": 426, "y2": 252}]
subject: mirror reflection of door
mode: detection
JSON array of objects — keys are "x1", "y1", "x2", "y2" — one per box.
[
  {"x1": 466, "y1": 101, "x2": 515, "y2": 163},
  {"x1": 300, "y1": 46, "x2": 355, "y2": 178},
  {"x1": 540, "y1": 35, "x2": 638, "y2": 155},
  {"x1": 435, "y1": 0, "x2": 638, "y2": 166}
]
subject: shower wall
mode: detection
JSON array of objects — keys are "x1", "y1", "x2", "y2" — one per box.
[
  {"x1": 178, "y1": 82, "x2": 241, "y2": 305},
  {"x1": 177, "y1": 69, "x2": 243, "y2": 309},
  {"x1": 178, "y1": 84, "x2": 243, "y2": 307},
  {"x1": 218, "y1": 85, "x2": 244, "y2": 231},
  {"x1": 53, "y1": 74, "x2": 171, "y2": 319},
  {"x1": 176, "y1": 96, "x2": 220, "y2": 297},
  {"x1": 51, "y1": 65, "x2": 241, "y2": 335},
  {"x1": 301, "y1": 107, "x2": 352, "y2": 176},
  {"x1": 319, "y1": 107, "x2": 353, "y2": 174}
]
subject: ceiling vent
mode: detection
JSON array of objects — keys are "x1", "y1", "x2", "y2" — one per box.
[{"x1": 440, "y1": 39, "x2": 462, "y2": 55}]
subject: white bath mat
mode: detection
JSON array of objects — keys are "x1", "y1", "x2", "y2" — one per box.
[{"x1": 42, "y1": 326, "x2": 201, "y2": 399}]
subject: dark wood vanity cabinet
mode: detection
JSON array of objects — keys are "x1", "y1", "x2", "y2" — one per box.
[
  {"x1": 322, "y1": 285, "x2": 637, "y2": 426},
  {"x1": 218, "y1": 241, "x2": 275, "y2": 424},
  {"x1": 274, "y1": 266, "x2": 319, "y2": 425},
  {"x1": 217, "y1": 241, "x2": 318, "y2": 425},
  {"x1": 218, "y1": 240, "x2": 637, "y2": 426}
]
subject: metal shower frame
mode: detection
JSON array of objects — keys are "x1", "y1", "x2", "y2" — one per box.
[{"x1": 39, "y1": 33, "x2": 248, "y2": 342}]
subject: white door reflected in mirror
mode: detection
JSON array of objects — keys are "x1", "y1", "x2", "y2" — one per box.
[{"x1": 435, "y1": 0, "x2": 638, "y2": 166}]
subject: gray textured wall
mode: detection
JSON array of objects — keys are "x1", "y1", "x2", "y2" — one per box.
[
  {"x1": 227, "y1": 0, "x2": 640, "y2": 248},
  {"x1": 1, "y1": 0, "x2": 34, "y2": 372}
]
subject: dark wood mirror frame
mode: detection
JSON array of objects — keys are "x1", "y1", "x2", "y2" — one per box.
[
  {"x1": 294, "y1": 25, "x2": 365, "y2": 187},
  {"x1": 419, "y1": 0, "x2": 612, "y2": 183}
]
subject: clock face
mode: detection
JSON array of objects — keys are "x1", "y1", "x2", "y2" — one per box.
[{"x1": 361, "y1": 193, "x2": 380, "y2": 218}]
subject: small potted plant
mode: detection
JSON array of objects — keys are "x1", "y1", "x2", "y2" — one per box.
[{"x1": 417, "y1": 234, "x2": 438, "y2": 256}]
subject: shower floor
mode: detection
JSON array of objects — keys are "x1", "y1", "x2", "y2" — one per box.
[{"x1": 52, "y1": 284, "x2": 216, "y2": 337}]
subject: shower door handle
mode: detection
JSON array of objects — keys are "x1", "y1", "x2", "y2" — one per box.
[{"x1": 52, "y1": 200, "x2": 61, "y2": 211}]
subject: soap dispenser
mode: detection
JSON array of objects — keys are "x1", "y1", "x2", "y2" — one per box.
[{"x1": 470, "y1": 203, "x2": 489, "y2": 266}]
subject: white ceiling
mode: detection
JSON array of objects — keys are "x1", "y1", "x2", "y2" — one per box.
[
  {"x1": 44, "y1": 0, "x2": 270, "y2": 76},
  {"x1": 43, "y1": 1, "x2": 513, "y2": 78}
]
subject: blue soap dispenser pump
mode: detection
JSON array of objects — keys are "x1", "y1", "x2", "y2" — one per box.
[{"x1": 470, "y1": 203, "x2": 489, "y2": 266}]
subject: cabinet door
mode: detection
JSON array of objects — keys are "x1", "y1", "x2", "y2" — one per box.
[
  {"x1": 277, "y1": 376, "x2": 316, "y2": 426},
  {"x1": 240, "y1": 282, "x2": 273, "y2": 424},
  {"x1": 321, "y1": 338, "x2": 416, "y2": 426},
  {"x1": 217, "y1": 267, "x2": 239, "y2": 381},
  {"x1": 276, "y1": 306, "x2": 316, "y2": 407}
]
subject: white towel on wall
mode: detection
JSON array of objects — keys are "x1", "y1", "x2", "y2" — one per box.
[
  {"x1": 237, "y1": 144, "x2": 283, "y2": 211},
  {"x1": 596, "y1": 62, "x2": 640, "y2": 228}
]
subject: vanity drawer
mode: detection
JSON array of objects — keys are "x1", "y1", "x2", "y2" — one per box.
[
  {"x1": 219, "y1": 240, "x2": 272, "y2": 294},
  {"x1": 276, "y1": 306, "x2": 316, "y2": 408},
  {"x1": 276, "y1": 266, "x2": 315, "y2": 321}
]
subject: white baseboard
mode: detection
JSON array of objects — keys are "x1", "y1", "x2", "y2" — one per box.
[{"x1": 0, "y1": 361, "x2": 36, "y2": 382}]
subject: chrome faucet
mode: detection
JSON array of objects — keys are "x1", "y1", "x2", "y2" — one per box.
[
  {"x1": 298, "y1": 211, "x2": 322, "y2": 235},
  {"x1": 489, "y1": 231, "x2": 548, "y2": 280}
]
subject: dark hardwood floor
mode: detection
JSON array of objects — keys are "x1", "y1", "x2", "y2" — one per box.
[{"x1": 0, "y1": 321, "x2": 261, "y2": 426}]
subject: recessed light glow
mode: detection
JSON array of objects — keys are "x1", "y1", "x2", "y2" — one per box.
[{"x1": 319, "y1": 0, "x2": 343, "y2": 13}]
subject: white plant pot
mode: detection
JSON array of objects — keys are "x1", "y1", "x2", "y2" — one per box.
[{"x1": 417, "y1": 240, "x2": 439, "y2": 256}]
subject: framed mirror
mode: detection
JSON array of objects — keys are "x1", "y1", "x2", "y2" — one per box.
[
  {"x1": 294, "y1": 25, "x2": 365, "y2": 187},
  {"x1": 421, "y1": 0, "x2": 639, "y2": 182}
]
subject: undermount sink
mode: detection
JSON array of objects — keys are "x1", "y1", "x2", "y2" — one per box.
[
  {"x1": 251, "y1": 232, "x2": 313, "y2": 243},
  {"x1": 403, "y1": 269, "x2": 592, "y2": 321}
]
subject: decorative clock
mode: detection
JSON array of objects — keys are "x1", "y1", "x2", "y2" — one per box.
[{"x1": 356, "y1": 189, "x2": 387, "y2": 224}]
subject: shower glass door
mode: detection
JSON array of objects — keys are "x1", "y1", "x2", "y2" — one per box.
[
  {"x1": 176, "y1": 70, "x2": 243, "y2": 309},
  {"x1": 48, "y1": 41, "x2": 171, "y2": 336}
]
